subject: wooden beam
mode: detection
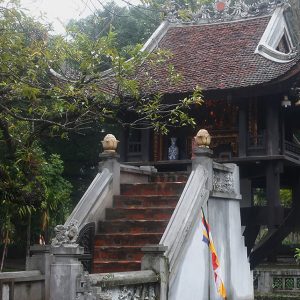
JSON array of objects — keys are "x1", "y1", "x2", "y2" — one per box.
[
  {"x1": 243, "y1": 225, "x2": 260, "y2": 256},
  {"x1": 241, "y1": 207, "x2": 286, "y2": 226},
  {"x1": 249, "y1": 208, "x2": 295, "y2": 269}
]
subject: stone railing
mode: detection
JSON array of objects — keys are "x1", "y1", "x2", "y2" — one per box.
[
  {"x1": 66, "y1": 134, "x2": 123, "y2": 231},
  {"x1": 78, "y1": 270, "x2": 159, "y2": 300},
  {"x1": 120, "y1": 164, "x2": 157, "y2": 184},
  {"x1": 74, "y1": 245, "x2": 168, "y2": 300},
  {"x1": 65, "y1": 168, "x2": 113, "y2": 230},
  {"x1": 63, "y1": 137, "x2": 121, "y2": 273},
  {"x1": 0, "y1": 270, "x2": 45, "y2": 300},
  {"x1": 254, "y1": 266, "x2": 300, "y2": 295},
  {"x1": 159, "y1": 135, "x2": 253, "y2": 300},
  {"x1": 160, "y1": 161, "x2": 209, "y2": 281}
]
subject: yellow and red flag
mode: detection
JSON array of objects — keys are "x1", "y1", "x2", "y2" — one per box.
[{"x1": 201, "y1": 208, "x2": 227, "y2": 299}]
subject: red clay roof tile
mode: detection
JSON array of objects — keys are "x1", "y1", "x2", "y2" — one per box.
[{"x1": 137, "y1": 16, "x2": 299, "y2": 93}]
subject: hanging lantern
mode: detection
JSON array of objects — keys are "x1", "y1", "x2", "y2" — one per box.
[{"x1": 281, "y1": 95, "x2": 291, "y2": 108}]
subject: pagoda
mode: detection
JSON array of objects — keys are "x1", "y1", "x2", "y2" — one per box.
[{"x1": 103, "y1": 0, "x2": 300, "y2": 268}]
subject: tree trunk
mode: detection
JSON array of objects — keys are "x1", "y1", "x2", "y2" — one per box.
[
  {"x1": 0, "y1": 231, "x2": 9, "y2": 272},
  {"x1": 26, "y1": 213, "x2": 31, "y2": 258}
]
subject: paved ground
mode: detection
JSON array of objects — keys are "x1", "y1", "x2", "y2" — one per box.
[{"x1": 255, "y1": 294, "x2": 300, "y2": 299}]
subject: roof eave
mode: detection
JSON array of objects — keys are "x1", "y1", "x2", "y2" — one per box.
[{"x1": 141, "y1": 20, "x2": 170, "y2": 53}]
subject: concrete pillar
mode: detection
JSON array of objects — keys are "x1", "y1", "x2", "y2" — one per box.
[
  {"x1": 49, "y1": 245, "x2": 84, "y2": 300},
  {"x1": 192, "y1": 147, "x2": 213, "y2": 191},
  {"x1": 99, "y1": 152, "x2": 120, "y2": 195},
  {"x1": 99, "y1": 133, "x2": 121, "y2": 196},
  {"x1": 141, "y1": 245, "x2": 168, "y2": 300},
  {"x1": 26, "y1": 245, "x2": 52, "y2": 300}
]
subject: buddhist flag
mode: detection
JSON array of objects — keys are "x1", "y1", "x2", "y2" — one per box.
[{"x1": 201, "y1": 208, "x2": 227, "y2": 299}]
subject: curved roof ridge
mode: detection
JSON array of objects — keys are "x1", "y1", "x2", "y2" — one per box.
[{"x1": 164, "y1": 0, "x2": 289, "y2": 25}]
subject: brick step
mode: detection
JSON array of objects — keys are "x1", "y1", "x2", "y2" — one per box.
[
  {"x1": 94, "y1": 233, "x2": 161, "y2": 246},
  {"x1": 113, "y1": 195, "x2": 179, "y2": 208},
  {"x1": 92, "y1": 179, "x2": 185, "y2": 273},
  {"x1": 93, "y1": 261, "x2": 141, "y2": 273},
  {"x1": 121, "y1": 182, "x2": 185, "y2": 196},
  {"x1": 98, "y1": 220, "x2": 169, "y2": 234},
  {"x1": 150, "y1": 172, "x2": 189, "y2": 183},
  {"x1": 105, "y1": 207, "x2": 174, "y2": 221},
  {"x1": 93, "y1": 246, "x2": 143, "y2": 261}
]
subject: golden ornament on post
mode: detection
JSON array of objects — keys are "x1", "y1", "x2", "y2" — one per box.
[
  {"x1": 194, "y1": 129, "x2": 211, "y2": 148},
  {"x1": 101, "y1": 134, "x2": 119, "y2": 153}
]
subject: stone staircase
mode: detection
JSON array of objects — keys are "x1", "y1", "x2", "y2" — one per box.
[{"x1": 92, "y1": 172, "x2": 188, "y2": 273}]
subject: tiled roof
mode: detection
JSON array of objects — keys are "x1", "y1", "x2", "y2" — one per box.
[{"x1": 135, "y1": 16, "x2": 300, "y2": 94}]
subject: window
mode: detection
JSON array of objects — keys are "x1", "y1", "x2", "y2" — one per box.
[{"x1": 128, "y1": 129, "x2": 142, "y2": 154}]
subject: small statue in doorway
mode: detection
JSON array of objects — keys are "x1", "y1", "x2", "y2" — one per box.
[{"x1": 168, "y1": 137, "x2": 179, "y2": 160}]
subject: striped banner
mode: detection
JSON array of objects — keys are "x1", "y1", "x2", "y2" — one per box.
[{"x1": 201, "y1": 208, "x2": 227, "y2": 299}]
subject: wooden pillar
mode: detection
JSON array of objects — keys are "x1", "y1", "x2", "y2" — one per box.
[
  {"x1": 153, "y1": 133, "x2": 163, "y2": 161},
  {"x1": 238, "y1": 101, "x2": 247, "y2": 157},
  {"x1": 119, "y1": 127, "x2": 129, "y2": 162},
  {"x1": 266, "y1": 161, "x2": 281, "y2": 228},
  {"x1": 141, "y1": 129, "x2": 150, "y2": 161},
  {"x1": 266, "y1": 98, "x2": 279, "y2": 156},
  {"x1": 119, "y1": 126, "x2": 127, "y2": 162}
]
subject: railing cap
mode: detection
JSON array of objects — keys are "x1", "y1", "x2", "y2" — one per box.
[{"x1": 141, "y1": 244, "x2": 168, "y2": 254}]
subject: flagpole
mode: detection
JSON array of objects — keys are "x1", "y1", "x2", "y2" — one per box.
[
  {"x1": 201, "y1": 206, "x2": 211, "y2": 300},
  {"x1": 201, "y1": 205, "x2": 227, "y2": 300}
]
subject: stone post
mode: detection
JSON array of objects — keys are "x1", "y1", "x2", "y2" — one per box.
[
  {"x1": 192, "y1": 129, "x2": 213, "y2": 190},
  {"x1": 26, "y1": 245, "x2": 52, "y2": 300},
  {"x1": 141, "y1": 245, "x2": 168, "y2": 300},
  {"x1": 99, "y1": 134, "x2": 120, "y2": 195},
  {"x1": 49, "y1": 245, "x2": 84, "y2": 300}
]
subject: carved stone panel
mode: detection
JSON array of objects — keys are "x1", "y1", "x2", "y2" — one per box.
[
  {"x1": 76, "y1": 270, "x2": 159, "y2": 300},
  {"x1": 76, "y1": 283, "x2": 158, "y2": 300},
  {"x1": 213, "y1": 169, "x2": 234, "y2": 194},
  {"x1": 99, "y1": 284, "x2": 157, "y2": 300}
]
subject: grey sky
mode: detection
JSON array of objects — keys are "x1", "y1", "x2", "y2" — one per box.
[{"x1": 19, "y1": 0, "x2": 140, "y2": 34}]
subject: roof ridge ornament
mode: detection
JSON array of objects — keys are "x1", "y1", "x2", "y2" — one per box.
[{"x1": 165, "y1": 0, "x2": 289, "y2": 24}]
